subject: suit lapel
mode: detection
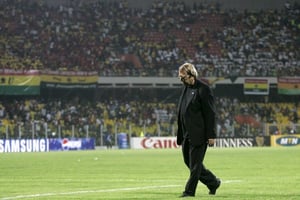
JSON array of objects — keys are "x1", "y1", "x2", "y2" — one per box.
[
  {"x1": 178, "y1": 81, "x2": 199, "y2": 114},
  {"x1": 184, "y1": 88, "x2": 197, "y2": 111},
  {"x1": 177, "y1": 86, "x2": 186, "y2": 114}
]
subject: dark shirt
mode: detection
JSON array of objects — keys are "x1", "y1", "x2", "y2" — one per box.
[{"x1": 180, "y1": 84, "x2": 196, "y2": 139}]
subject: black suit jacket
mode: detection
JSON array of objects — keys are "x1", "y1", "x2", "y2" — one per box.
[{"x1": 177, "y1": 79, "x2": 216, "y2": 146}]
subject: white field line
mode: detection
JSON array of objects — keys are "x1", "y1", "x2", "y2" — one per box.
[
  {"x1": 1, "y1": 180, "x2": 242, "y2": 200},
  {"x1": 0, "y1": 185, "x2": 180, "y2": 200},
  {"x1": 222, "y1": 180, "x2": 243, "y2": 183}
]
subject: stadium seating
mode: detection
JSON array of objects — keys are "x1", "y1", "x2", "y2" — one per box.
[
  {"x1": 0, "y1": 0, "x2": 299, "y2": 76},
  {"x1": 0, "y1": 98, "x2": 299, "y2": 140}
]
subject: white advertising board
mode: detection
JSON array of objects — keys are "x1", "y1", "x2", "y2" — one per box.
[{"x1": 130, "y1": 137, "x2": 179, "y2": 149}]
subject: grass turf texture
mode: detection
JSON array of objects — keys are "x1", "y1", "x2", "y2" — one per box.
[{"x1": 0, "y1": 147, "x2": 299, "y2": 200}]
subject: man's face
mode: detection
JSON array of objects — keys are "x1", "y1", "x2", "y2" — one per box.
[{"x1": 178, "y1": 70, "x2": 193, "y2": 85}]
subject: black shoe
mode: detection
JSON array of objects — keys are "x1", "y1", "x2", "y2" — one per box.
[
  {"x1": 209, "y1": 178, "x2": 221, "y2": 195},
  {"x1": 179, "y1": 192, "x2": 195, "y2": 198}
]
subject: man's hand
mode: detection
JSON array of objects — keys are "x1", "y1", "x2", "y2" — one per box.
[{"x1": 208, "y1": 138, "x2": 216, "y2": 147}]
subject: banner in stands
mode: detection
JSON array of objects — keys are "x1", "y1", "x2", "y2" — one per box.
[
  {"x1": 49, "y1": 138, "x2": 95, "y2": 151},
  {"x1": 130, "y1": 137, "x2": 269, "y2": 149},
  {"x1": 0, "y1": 139, "x2": 49, "y2": 153},
  {"x1": 244, "y1": 78, "x2": 269, "y2": 95},
  {"x1": 277, "y1": 77, "x2": 300, "y2": 95},
  {"x1": 0, "y1": 69, "x2": 40, "y2": 95},
  {"x1": 270, "y1": 134, "x2": 300, "y2": 147},
  {"x1": 40, "y1": 71, "x2": 98, "y2": 88}
]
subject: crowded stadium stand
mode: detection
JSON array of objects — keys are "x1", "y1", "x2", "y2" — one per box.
[{"x1": 1, "y1": 0, "x2": 299, "y2": 76}]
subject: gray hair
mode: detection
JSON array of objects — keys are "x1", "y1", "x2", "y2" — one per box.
[{"x1": 179, "y1": 63, "x2": 198, "y2": 77}]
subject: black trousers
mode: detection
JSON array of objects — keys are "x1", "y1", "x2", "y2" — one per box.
[{"x1": 182, "y1": 138, "x2": 218, "y2": 196}]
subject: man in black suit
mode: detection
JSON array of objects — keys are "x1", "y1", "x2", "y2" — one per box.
[{"x1": 177, "y1": 63, "x2": 221, "y2": 198}]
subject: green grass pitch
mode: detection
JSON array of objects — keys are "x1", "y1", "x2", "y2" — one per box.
[{"x1": 0, "y1": 147, "x2": 299, "y2": 200}]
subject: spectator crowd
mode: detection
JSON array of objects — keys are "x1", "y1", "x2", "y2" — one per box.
[
  {"x1": 0, "y1": 0, "x2": 299, "y2": 77},
  {"x1": 0, "y1": 97, "x2": 299, "y2": 140}
]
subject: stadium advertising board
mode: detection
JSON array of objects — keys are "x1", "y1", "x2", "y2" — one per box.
[
  {"x1": 49, "y1": 138, "x2": 95, "y2": 151},
  {"x1": 215, "y1": 138, "x2": 254, "y2": 147},
  {"x1": 130, "y1": 137, "x2": 265, "y2": 149},
  {"x1": 212, "y1": 137, "x2": 271, "y2": 147},
  {"x1": 271, "y1": 134, "x2": 300, "y2": 147},
  {"x1": 130, "y1": 137, "x2": 179, "y2": 149},
  {"x1": 0, "y1": 139, "x2": 49, "y2": 153},
  {"x1": 0, "y1": 138, "x2": 95, "y2": 153}
]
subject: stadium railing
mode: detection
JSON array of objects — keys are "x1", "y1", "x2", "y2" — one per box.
[{"x1": 1, "y1": 121, "x2": 299, "y2": 146}]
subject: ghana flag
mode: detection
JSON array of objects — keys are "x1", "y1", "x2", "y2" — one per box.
[
  {"x1": 244, "y1": 78, "x2": 269, "y2": 95},
  {"x1": 277, "y1": 77, "x2": 300, "y2": 95}
]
